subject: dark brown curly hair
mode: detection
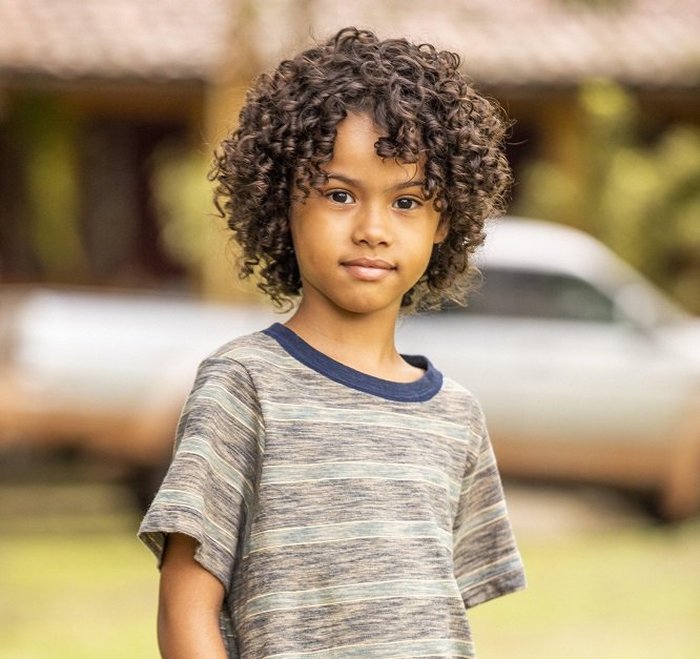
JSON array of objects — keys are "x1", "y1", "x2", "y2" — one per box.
[{"x1": 211, "y1": 26, "x2": 512, "y2": 309}]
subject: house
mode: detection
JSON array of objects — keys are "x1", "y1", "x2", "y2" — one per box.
[{"x1": 1, "y1": 0, "x2": 698, "y2": 297}]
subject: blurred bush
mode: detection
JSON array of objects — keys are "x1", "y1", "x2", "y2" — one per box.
[
  {"x1": 151, "y1": 145, "x2": 212, "y2": 273},
  {"x1": 15, "y1": 96, "x2": 86, "y2": 280},
  {"x1": 150, "y1": 143, "x2": 262, "y2": 301}
]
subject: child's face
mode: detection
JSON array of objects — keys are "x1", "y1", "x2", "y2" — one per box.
[{"x1": 289, "y1": 112, "x2": 447, "y2": 320}]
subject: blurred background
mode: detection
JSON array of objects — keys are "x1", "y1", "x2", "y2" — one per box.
[{"x1": 0, "y1": 0, "x2": 699, "y2": 657}]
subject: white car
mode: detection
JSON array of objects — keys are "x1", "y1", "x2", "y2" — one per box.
[
  {"x1": 397, "y1": 217, "x2": 700, "y2": 519},
  {"x1": 1, "y1": 217, "x2": 698, "y2": 518},
  {"x1": 0, "y1": 288, "x2": 278, "y2": 506}
]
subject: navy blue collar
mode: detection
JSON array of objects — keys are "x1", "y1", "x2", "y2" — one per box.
[{"x1": 263, "y1": 323, "x2": 442, "y2": 403}]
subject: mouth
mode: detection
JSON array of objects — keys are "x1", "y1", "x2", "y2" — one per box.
[
  {"x1": 342, "y1": 257, "x2": 395, "y2": 270},
  {"x1": 341, "y1": 257, "x2": 396, "y2": 282}
]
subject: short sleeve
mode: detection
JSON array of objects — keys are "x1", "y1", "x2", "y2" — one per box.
[
  {"x1": 452, "y1": 400, "x2": 526, "y2": 608},
  {"x1": 138, "y1": 356, "x2": 264, "y2": 592}
]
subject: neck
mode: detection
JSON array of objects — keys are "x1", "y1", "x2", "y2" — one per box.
[{"x1": 284, "y1": 301, "x2": 415, "y2": 381}]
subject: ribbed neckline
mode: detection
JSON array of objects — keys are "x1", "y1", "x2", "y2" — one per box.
[{"x1": 263, "y1": 323, "x2": 442, "y2": 403}]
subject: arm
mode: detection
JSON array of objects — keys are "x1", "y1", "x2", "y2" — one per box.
[
  {"x1": 452, "y1": 401, "x2": 526, "y2": 608},
  {"x1": 158, "y1": 533, "x2": 228, "y2": 659},
  {"x1": 139, "y1": 357, "x2": 264, "y2": 656}
]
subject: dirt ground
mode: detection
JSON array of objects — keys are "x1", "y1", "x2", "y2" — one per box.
[{"x1": 504, "y1": 480, "x2": 651, "y2": 536}]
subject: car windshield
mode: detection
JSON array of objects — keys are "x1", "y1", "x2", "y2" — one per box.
[
  {"x1": 442, "y1": 267, "x2": 689, "y2": 326},
  {"x1": 445, "y1": 268, "x2": 615, "y2": 322}
]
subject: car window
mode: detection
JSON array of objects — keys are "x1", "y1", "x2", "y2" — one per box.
[{"x1": 447, "y1": 268, "x2": 616, "y2": 322}]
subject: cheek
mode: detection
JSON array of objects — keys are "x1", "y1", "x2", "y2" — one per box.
[
  {"x1": 403, "y1": 238, "x2": 437, "y2": 280},
  {"x1": 292, "y1": 236, "x2": 330, "y2": 280},
  {"x1": 407, "y1": 224, "x2": 443, "y2": 275}
]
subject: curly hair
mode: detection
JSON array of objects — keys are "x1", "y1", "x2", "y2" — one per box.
[{"x1": 211, "y1": 26, "x2": 512, "y2": 309}]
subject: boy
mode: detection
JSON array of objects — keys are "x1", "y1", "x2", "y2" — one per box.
[{"x1": 139, "y1": 26, "x2": 525, "y2": 658}]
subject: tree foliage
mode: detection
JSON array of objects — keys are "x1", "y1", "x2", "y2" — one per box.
[
  {"x1": 15, "y1": 96, "x2": 86, "y2": 279},
  {"x1": 515, "y1": 79, "x2": 700, "y2": 313}
]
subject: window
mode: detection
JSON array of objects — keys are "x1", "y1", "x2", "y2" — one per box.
[{"x1": 448, "y1": 268, "x2": 615, "y2": 322}]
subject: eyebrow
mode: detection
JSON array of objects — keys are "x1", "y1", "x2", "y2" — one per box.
[{"x1": 326, "y1": 173, "x2": 426, "y2": 192}]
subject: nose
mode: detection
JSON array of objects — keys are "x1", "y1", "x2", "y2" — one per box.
[{"x1": 351, "y1": 203, "x2": 392, "y2": 247}]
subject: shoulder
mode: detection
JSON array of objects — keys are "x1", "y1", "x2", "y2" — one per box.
[
  {"x1": 183, "y1": 329, "x2": 279, "y2": 392},
  {"x1": 438, "y1": 374, "x2": 476, "y2": 400},
  {"x1": 195, "y1": 327, "x2": 289, "y2": 379},
  {"x1": 191, "y1": 327, "x2": 291, "y2": 398},
  {"x1": 436, "y1": 375, "x2": 483, "y2": 413},
  {"x1": 177, "y1": 331, "x2": 278, "y2": 433},
  {"x1": 429, "y1": 375, "x2": 489, "y2": 437},
  {"x1": 206, "y1": 327, "x2": 282, "y2": 363}
]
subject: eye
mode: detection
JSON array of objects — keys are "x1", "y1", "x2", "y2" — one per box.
[
  {"x1": 394, "y1": 197, "x2": 421, "y2": 210},
  {"x1": 327, "y1": 190, "x2": 354, "y2": 204}
]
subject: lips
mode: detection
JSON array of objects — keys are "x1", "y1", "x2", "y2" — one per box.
[
  {"x1": 342, "y1": 257, "x2": 395, "y2": 270},
  {"x1": 341, "y1": 257, "x2": 396, "y2": 281}
]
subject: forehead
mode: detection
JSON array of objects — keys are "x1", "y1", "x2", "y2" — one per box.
[{"x1": 326, "y1": 112, "x2": 424, "y2": 184}]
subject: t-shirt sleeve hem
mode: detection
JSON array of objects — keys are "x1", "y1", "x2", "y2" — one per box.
[
  {"x1": 137, "y1": 509, "x2": 233, "y2": 592},
  {"x1": 461, "y1": 568, "x2": 527, "y2": 609}
]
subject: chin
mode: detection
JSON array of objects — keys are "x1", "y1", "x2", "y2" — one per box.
[{"x1": 332, "y1": 294, "x2": 401, "y2": 317}]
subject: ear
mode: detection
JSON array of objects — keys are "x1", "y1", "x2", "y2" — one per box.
[{"x1": 433, "y1": 218, "x2": 449, "y2": 244}]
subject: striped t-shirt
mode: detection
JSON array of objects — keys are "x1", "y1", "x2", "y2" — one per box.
[{"x1": 138, "y1": 323, "x2": 525, "y2": 658}]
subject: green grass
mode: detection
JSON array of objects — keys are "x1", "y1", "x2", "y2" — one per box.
[
  {"x1": 0, "y1": 525, "x2": 160, "y2": 659},
  {"x1": 470, "y1": 521, "x2": 700, "y2": 658},
  {"x1": 0, "y1": 506, "x2": 698, "y2": 658}
]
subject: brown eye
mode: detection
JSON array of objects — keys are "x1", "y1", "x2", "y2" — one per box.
[
  {"x1": 394, "y1": 197, "x2": 420, "y2": 210},
  {"x1": 328, "y1": 190, "x2": 354, "y2": 204}
]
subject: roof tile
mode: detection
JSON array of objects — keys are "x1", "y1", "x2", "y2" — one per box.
[{"x1": 0, "y1": 0, "x2": 697, "y2": 88}]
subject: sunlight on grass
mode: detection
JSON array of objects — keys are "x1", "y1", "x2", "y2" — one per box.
[
  {"x1": 0, "y1": 527, "x2": 160, "y2": 659},
  {"x1": 470, "y1": 521, "x2": 700, "y2": 658},
  {"x1": 0, "y1": 515, "x2": 698, "y2": 658}
]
